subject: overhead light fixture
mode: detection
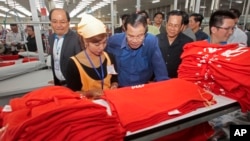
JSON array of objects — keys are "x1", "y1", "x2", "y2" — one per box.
[
  {"x1": 0, "y1": 12, "x2": 7, "y2": 17},
  {"x1": 53, "y1": 0, "x2": 64, "y2": 8},
  {"x1": 152, "y1": 0, "x2": 160, "y2": 3},
  {"x1": 4, "y1": 0, "x2": 31, "y2": 17},
  {"x1": 70, "y1": 0, "x2": 95, "y2": 18},
  {"x1": 0, "y1": 6, "x2": 26, "y2": 18},
  {"x1": 76, "y1": 0, "x2": 110, "y2": 18},
  {"x1": 123, "y1": 8, "x2": 128, "y2": 11},
  {"x1": 235, "y1": 0, "x2": 243, "y2": 4},
  {"x1": 200, "y1": 6, "x2": 206, "y2": 9}
]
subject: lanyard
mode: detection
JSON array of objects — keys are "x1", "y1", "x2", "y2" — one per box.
[
  {"x1": 84, "y1": 50, "x2": 104, "y2": 89},
  {"x1": 54, "y1": 35, "x2": 64, "y2": 55}
]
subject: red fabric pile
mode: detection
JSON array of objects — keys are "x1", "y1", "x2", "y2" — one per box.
[
  {"x1": 22, "y1": 57, "x2": 38, "y2": 63},
  {"x1": 0, "y1": 86, "x2": 125, "y2": 141},
  {"x1": 0, "y1": 62, "x2": 15, "y2": 67},
  {"x1": 0, "y1": 107, "x2": 2, "y2": 128},
  {"x1": 0, "y1": 55, "x2": 19, "y2": 60},
  {"x1": 103, "y1": 78, "x2": 216, "y2": 132},
  {"x1": 178, "y1": 41, "x2": 250, "y2": 112}
]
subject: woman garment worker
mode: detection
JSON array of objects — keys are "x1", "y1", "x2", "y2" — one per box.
[{"x1": 65, "y1": 14, "x2": 118, "y2": 99}]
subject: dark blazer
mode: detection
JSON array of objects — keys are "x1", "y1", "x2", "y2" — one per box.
[
  {"x1": 157, "y1": 32, "x2": 193, "y2": 78},
  {"x1": 49, "y1": 30, "x2": 82, "y2": 85}
]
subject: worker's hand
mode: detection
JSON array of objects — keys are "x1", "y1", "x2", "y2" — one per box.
[
  {"x1": 110, "y1": 82, "x2": 118, "y2": 89},
  {"x1": 85, "y1": 89, "x2": 103, "y2": 100}
]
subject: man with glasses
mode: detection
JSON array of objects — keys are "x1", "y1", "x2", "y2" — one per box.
[
  {"x1": 106, "y1": 13, "x2": 169, "y2": 87},
  {"x1": 180, "y1": 10, "x2": 249, "y2": 141},
  {"x1": 157, "y1": 10, "x2": 193, "y2": 78},
  {"x1": 208, "y1": 10, "x2": 236, "y2": 44},
  {"x1": 227, "y1": 8, "x2": 247, "y2": 46}
]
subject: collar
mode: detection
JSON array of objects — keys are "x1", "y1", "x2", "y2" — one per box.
[
  {"x1": 54, "y1": 34, "x2": 65, "y2": 39},
  {"x1": 121, "y1": 33, "x2": 146, "y2": 49},
  {"x1": 206, "y1": 36, "x2": 227, "y2": 45}
]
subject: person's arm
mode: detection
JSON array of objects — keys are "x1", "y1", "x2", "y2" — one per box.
[
  {"x1": 65, "y1": 58, "x2": 82, "y2": 91},
  {"x1": 108, "y1": 53, "x2": 118, "y2": 89},
  {"x1": 151, "y1": 37, "x2": 169, "y2": 81}
]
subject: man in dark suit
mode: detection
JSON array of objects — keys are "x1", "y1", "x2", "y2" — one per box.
[
  {"x1": 48, "y1": 8, "x2": 82, "y2": 86},
  {"x1": 157, "y1": 10, "x2": 193, "y2": 78}
]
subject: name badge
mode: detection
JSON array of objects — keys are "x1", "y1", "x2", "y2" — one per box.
[{"x1": 107, "y1": 65, "x2": 118, "y2": 75}]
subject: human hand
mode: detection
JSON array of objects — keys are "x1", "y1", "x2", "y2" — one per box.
[
  {"x1": 84, "y1": 89, "x2": 103, "y2": 100},
  {"x1": 110, "y1": 82, "x2": 118, "y2": 89}
]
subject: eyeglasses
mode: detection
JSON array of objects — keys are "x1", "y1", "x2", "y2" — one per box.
[
  {"x1": 215, "y1": 26, "x2": 236, "y2": 31},
  {"x1": 126, "y1": 34, "x2": 145, "y2": 41}
]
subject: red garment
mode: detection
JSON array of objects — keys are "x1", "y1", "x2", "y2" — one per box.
[
  {"x1": 0, "y1": 107, "x2": 2, "y2": 128},
  {"x1": 0, "y1": 55, "x2": 19, "y2": 60},
  {"x1": 22, "y1": 57, "x2": 38, "y2": 63},
  {"x1": 103, "y1": 78, "x2": 215, "y2": 132},
  {"x1": 0, "y1": 62, "x2": 15, "y2": 67},
  {"x1": 178, "y1": 41, "x2": 250, "y2": 112},
  {"x1": 1, "y1": 86, "x2": 125, "y2": 141}
]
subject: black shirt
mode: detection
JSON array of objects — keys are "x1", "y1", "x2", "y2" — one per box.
[
  {"x1": 195, "y1": 30, "x2": 209, "y2": 41},
  {"x1": 66, "y1": 52, "x2": 118, "y2": 91},
  {"x1": 157, "y1": 32, "x2": 193, "y2": 78}
]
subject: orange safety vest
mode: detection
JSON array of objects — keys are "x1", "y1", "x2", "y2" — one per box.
[{"x1": 71, "y1": 52, "x2": 112, "y2": 91}]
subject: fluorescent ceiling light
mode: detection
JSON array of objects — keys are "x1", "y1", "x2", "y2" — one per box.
[
  {"x1": 70, "y1": 0, "x2": 94, "y2": 18},
  {"x1": 3, "y1": 0, "x2": 31, "y2": 17},
  {"x1": 123, "y1": 8, "x2": 128, "y2": 11},
  {"x1": 53, "y1": 0, "x2": 64, "y2": 8},
  {"x1": 235, "y1": 0, "x2": 243, "y2": 4},
  {"x1": 152, "y1": 0, "x2": 160, "y2": 3},
  {"x1": 0, "y1": 13, "x2": 6, "y2": 17},
  {"x1": 0, "y1": 6, "x2": 26, "y2": 18},
  {"x1": 200, "y1": 6, "x2": 206, "y2": 9},
  {"x1": 76, "y1": 0, "x2": 110, "y2": 18}
]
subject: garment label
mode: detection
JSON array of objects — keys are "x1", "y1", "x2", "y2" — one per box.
[
  {"x1": 2, "y1": 105, "x2": 12, "y2": 112},
  {"x1": 107, "y1": 65, "x2": 118, "y2": 74},
  {"x1": 168, "y1": 109, "x2": 181, "y2": 115}
]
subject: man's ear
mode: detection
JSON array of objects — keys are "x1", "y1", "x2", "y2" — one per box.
[{"x1": 210, "y1": 26, "x2": 217, "y2": 34}]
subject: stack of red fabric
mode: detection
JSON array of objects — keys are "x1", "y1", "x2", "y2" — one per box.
[
  {"x1": 22, "y1": 57, "x2": 38, "y2": 63},
  {"x1": 178, "y1": 41, "x2": 250, "y2": 112},
  {"x1": 0, "y1": 107, "x2": 2, "y2": 128},
  {"x1": 0, "y1": 62, "x2": 15, "y2": 67},
  {"x1": 0, "y1": 55, "x2": 19, "y2": 60},
  {"x1": 0, "y1": 86, "x2": 125, "y2": 141},
  {"x1": 103, "y1": 78, "x2": 216, "y2": 132}
]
